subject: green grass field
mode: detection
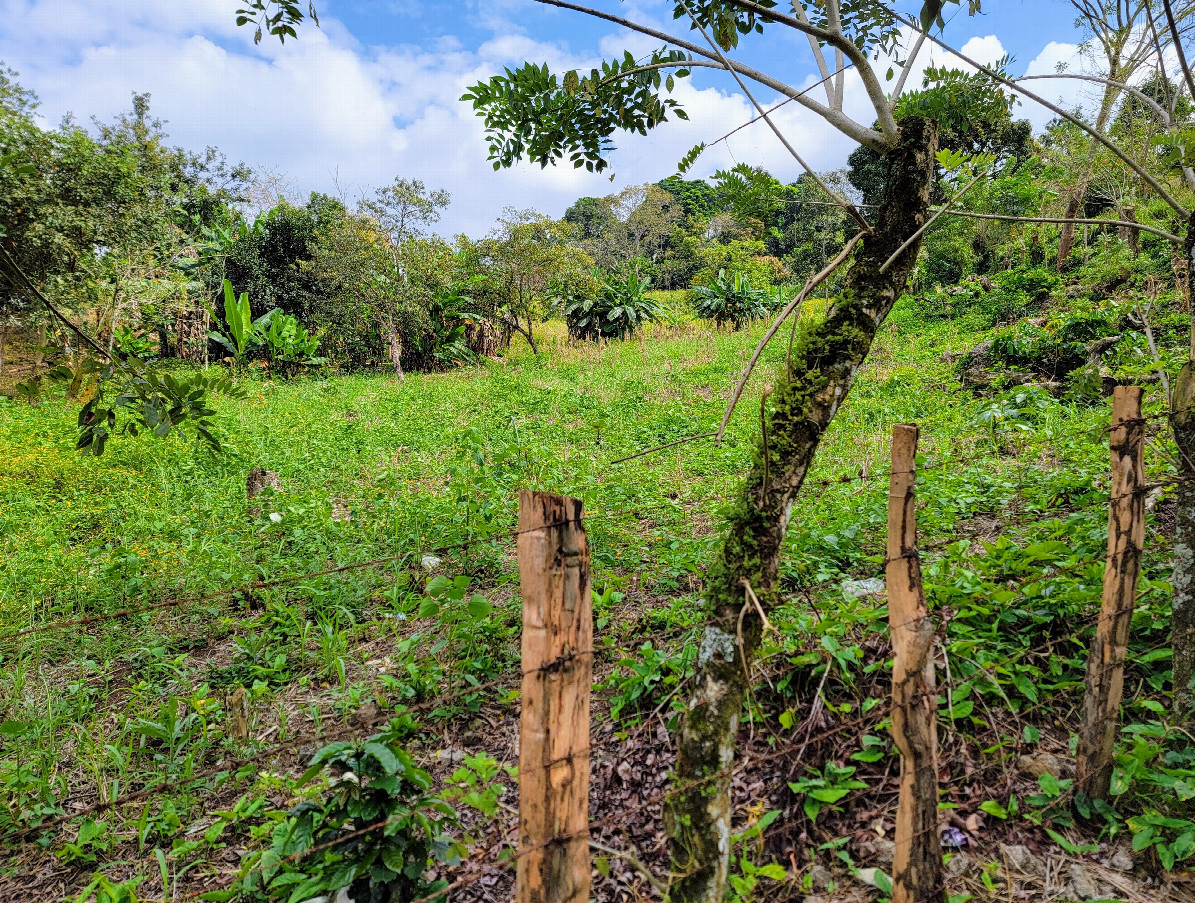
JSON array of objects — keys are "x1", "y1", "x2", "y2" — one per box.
[{"x1": 0, "y1": 301, "x2": 1185, "y2": 899}]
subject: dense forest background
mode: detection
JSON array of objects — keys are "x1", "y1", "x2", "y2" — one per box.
[{"x1": 4, "y1": 56, "x2": 1184, "y2": 397}]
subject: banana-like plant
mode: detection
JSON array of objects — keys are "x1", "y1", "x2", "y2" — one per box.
[
  {"x1": 263, "y1": 312, "x2": 324, "y2": 374},
  {"x1": 692, "y1": 270, "x2": 772, "y2": 328},
  {"x1": 206, "y1": 279, "x2": 276, "y2": 371}
]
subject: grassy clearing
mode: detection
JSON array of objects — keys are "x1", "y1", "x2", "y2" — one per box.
[{"x1": 0, "y1": 302, "x2": 1184, "y2": 899}]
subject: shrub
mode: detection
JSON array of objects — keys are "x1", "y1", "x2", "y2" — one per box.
[
  {"x1": 242, "y1": 721, "x2": 463, "y2": 903},
  {"x1": 112, "y1": 326, "x2": 156, "y2": 360},
  {"x1": 908, "y1": 266, "x2": 1064, "y2": 328},
  {"x1": 564, "y1": 270, "x2": 659, "y2": 341},
  {"x1": 691, "y1": 239, "x2": 786, "y2": 288},
  {"x1": 919, "y1": 224, "x2": 977, "y2": 286},
  {"x1": 985, "y1": 305, "x2": 1122, "y2": 379},
  {"x1": 263, "y1": 313, "x2": 324, "y2": 375},
  {"x1": 692, "y1": 270, "x2": 772, "y2": 327},
  {"x1": 992, "y1": 267, "x2": 1062, "y2": 302}
]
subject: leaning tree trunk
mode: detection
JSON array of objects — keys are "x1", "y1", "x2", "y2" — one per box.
[
  {"x1": 1172, "y1": 213, "x2": 1195, "y2": 719},
  {"x1": 1118, "y1": 206, "x2": 1140, "y2": 257},
  {"x1": 1057, "y1": 188, "x2": 1085, "y2": 268},
  {"x1": 384, "y1": 318, "x2": 405, "y2": 380},
  {"x1": 663, "y1": 117, "x2": 939, "y2": 903}
]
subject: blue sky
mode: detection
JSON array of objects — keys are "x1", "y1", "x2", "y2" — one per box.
[{"x1": 0, "y1": 0, "x2": 1095, "y2": 235}]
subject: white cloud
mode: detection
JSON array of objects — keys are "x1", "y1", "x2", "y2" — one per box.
[
  {"x1": 0, "y1": 2, "x2": 1090, "y2": 235},
  {"x1": 1020, "y1": 41, "x2": 1091, "y2": 131}
]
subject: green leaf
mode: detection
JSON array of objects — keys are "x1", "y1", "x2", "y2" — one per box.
[
  {"x1": 979, "y1": 800, "x2": 1008, "y2": 819},
  {"x1": 1045, "y1": 827, "x2": 1097, "y2": 855},
  {"x1": 809, "y1": 787, "x2": 853, "y2": 803},
  {"x1": 757, "y1": 863, "x2": 788, "y2": 880},
  {"x1": 1131, "y1": 827, "x2": 1155, "y2": 852},
  {"x1": 363, "y1": 741, "x2": 400, "y2": 774},
  {"x1": 467, "y1": 594, "x2": 493, "y2": 620},
  {"x1": 945, "y1": 699, "x2": 974, "y2": 719},
  {"x1": 77, "y1": 818, "x2": 107, "y2": 845},
  {"x1": 873, "y1": 869, "x2": 894, "y2": 894},
  {"x1": 1009, "y1": 671, "x2": 1038, "y2": 703},
  {"x1": 0, "y1": 720, "x2": 29, "y2": 738}
]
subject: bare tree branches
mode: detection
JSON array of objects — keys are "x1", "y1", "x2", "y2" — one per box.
[
  {"x1": 942, "y1": 210, "x2": 1183, "y2": 242},
  {"x1": 1015, "y1": 73, "x2": 1171, "y2": 121},
  {"x1": 1164, "y1": 0, "x2": 1195, "y2": 101},
  {"x1": 716, "y1": 0, "x2": 899, "y2": 141}
]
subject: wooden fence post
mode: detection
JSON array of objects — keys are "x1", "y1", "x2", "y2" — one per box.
[
  {"x1": 516, "y1": 491, "x2": 593, "y2": 903},
  {"x1": 887, "y1": 424, "x2": 945, "y2": 903},
  {"x1": 1076, "y1": 386, "x2": 1146, "y2": 801}
]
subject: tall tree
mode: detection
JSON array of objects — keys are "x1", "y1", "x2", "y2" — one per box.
[
  {"x1": 359, "y1": 177, "x2": 451, "y2": 245},
  {"x1": 463, "y1": 208, "x2": 592, "y2": 353},
  {"x1": 1055, "y1": 0, "x2": 1157, "y2": 266},
  {"x1": 568, "y1": 183, "x2": 681, "y2": 272},
  {"x1": 235, "y1": 0, "x2": 1195, "y2": 891}
]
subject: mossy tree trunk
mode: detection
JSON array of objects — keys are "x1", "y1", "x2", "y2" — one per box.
[
  {"x1": 1172, "y1": 213, "x2": 1195, "y2": 718},
  {"x1": 663, "y1": 118, "x2": 940, "y2": 903}
]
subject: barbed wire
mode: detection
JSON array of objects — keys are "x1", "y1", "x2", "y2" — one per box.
[
  {"x1": 2, "y1": 495, "x2": 700, "y2": 645},
  {"x1": 7, "y1": 396, "x2": 1168, "y2": 649},
  {"x1": 3, "y1": 395, "x2": 1180, "y2": 901},
  {"x1": 0, "y1": 533, "x2": 1131, "y2": 852},
  {"x1": 8, "y1": 579, "x2": 1164, "y2": 903},
  {"x1": 1, "y1": 447, "x2": 1152, "y2": 848}
]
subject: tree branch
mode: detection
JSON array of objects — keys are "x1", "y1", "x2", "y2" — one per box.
[
  {"x1": 766, "y1": 197, "x2": 1184, "y2": 241},
  {"x1": 715, "y1": 231, "x2": 864, "y2": 445},
  {"x1": 792, "y1": 3, "x2": 835, "y2": 106},
  {"x1": 1164, "y1": 0, "x2": 1195, "y2": 102},
  {"x1": 1145, "y1": 0, "x2": 1195, "y2": 193},
  {"x1": 1015, "y1": 73, "x2": 1170, "y2": 121},
  {"x1": 599, "y1": 59, "x2": 726, "y2": 88},
  {"x1": 892, "y1": 31, "x2": 928, "y2": 104},
  {"x1": 705, "y1": 65, "x2": 854, "y2": 151},
  {"x1": 717, "y1": 0, "x2": 899, "y2": 141},
  {"x1": 678, "y1": 0, "x2": 872, "y2": 233},
  {"x1": 904, "y1": 15, "x2": 1191, "y2": 218},
  {"x1": 937, "y1": 210, "x2": 1184, "y2": 242},
  {"x1": 0, "y1": 244, "x2": 110, "y2": 359},
  {"x1": 879, "y1": 170, "x2": 985, "y2": 274},
  {"x1": 531, "y1": 0, "x2": 886, "y2": 149}
]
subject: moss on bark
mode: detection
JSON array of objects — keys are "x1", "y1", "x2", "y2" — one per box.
[
  {"x1": 1172, "y1": 362, "x2": 1195, "y2": 718},
  {"x1": 1170, "y1": 211, "x2": 1195, "y2": 721},
  {"x1": 665, "y1": 118, "x2": 941, "y2": 903}
]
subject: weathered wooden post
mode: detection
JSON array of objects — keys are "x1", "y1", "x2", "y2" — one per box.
[
  {"x1": 1076, "y1": 386, "x2": 1146, "y2": 801},
  {"x1": 516, "y1": 491, "x2": 593, "y2": 903},
  {"x1": 887, "y1": 424, "x2": 945, "y2": 903}
]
